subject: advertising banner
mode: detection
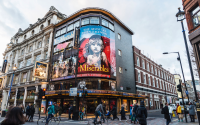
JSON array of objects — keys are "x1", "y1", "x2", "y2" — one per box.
[
  {"x1": 33, "y1": 61, "x2": 48, "y2": 79},
  {"x1": 78, "y1": 25, "x2": 116, "y2": 78},
  {"x1": 41, "y1": 99, "x2": 46, "y2": 113},
  {"x1": 73, "y1": 27, "x2": 80, "y2": 49}
]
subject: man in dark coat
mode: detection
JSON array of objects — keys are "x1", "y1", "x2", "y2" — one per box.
[
  {"x1": 110, "y1": 105, "x2": 118, "y2": 120},
  {"x1": 163, "y1": 103, "x2": 170, "y2": 125},
  {"x1": 120, "y1": 105, "x2": 126, "y2": 120},
  {"x1": 136, "y1": 101, "x2": 147, "y2": 125},
  {"x1": 133, "y1": 103, "x2": 139, "y2": 124},
  {"x1": 26, "y1": 103, "x2": 31, "y2": 122},
  {"x1": 68, "y1": 104, "x2": 73, "y2": 120},
  {"x1": 29, "y1": 104, "x2": 35, "y2": 122}
]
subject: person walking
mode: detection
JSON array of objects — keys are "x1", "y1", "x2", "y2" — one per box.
[
  {"x1": 0, "y1": 106, "x2": 25, "y2": 125},
  {"x1": 133, "y1": 103, "x2": 139, "y2": 124},
  {"x1": 57, "y1": 105, "x2": 62, "y2": 120},
  {"x1": 176, "y1": 103, "x2": 183, "y2": 122},
  {"x1": 29, "y1": 104, "x2": 35, "y2": 122},
  {"x1": 131, "y1": 104, "x2": 135, "y2": 123},
  {"x1": 168, "y1": 103, "x2": 173, "y2": 122},
  {"x1": 120, "y1": 104, "x2": 126, "y2": 121},
  {"x1": 136, "y1": 101, "x2": 147, "y2": 125},
  {"x1": 110, "y1": 105, "x2": 118, "y2": 120},
  {"x1": 54, "y1": 102, "x2": 58, "y2": 117},
  {"x1": 68, "y1": 104, "x2": 73, "y2": 120},
  {"x1": 45, "y1": 103, "x2": 55, "y2": 125},
  {"x1": 163, "y1": 103, "x2": 171, "y2": 125},
  {"x1": 189, "y1": 102, "x2": 195, "y2": 122},
  {"x1": 26, "y1": 103, "x2": 31, "y2": 122}
]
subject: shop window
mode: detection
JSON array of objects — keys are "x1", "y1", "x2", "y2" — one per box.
[
  {"x1": 81, "y1": 18, "x2": 89, "y2": 25},
  {"x1": 27, "y1": 90, "x2": 35, "y2": 99},
  {"x1": 101, "y1": 81, "x2": 110, "y2": 90},
  {"x1": 90, "y1": 17, "x2": 99, "y2": 24},
  {"x1": 74, "y1": 21, "x2": 80, "y2": 28},
  {"x1": 122, "y1": 99, "x2": 130, "y2": 112},
  {"x1": 67, "y1": 23, "x2": 74, "y2": 31},
  {"x1": 55, "y1": 84, "x2": 61, "y2": 90},
  {"x1": 102, "y1": 19, "x2": 108, "y2": 27},
  {"x1": 191, "y1": 6, "x2": 200, "y2": 27},
  {"x1": 85, "y1": 79, "x2": 98, "y2": 90}
]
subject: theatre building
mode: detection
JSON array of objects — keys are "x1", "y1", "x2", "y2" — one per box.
[
  {"x1": 46, "y1": 7, "x2": 147, "y2": 114},
  {"x1": 133, "y1": 46, "x2": 178, "y2": 110}
]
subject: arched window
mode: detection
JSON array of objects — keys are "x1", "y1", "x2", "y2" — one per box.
[
  {"x1": 40, "y1": 25, "x2": 44, "y2": 30},
  {"x1": 32, "y1": 30, "x2": 34, "y2": 36},
  {"x1": 48, "y1": 20, "x2": 51, "y2": 25},
  {"x1": 24, "y1": 35, "x2": 26, "y2": 39}
]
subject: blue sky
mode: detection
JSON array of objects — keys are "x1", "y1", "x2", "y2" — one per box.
[{"x1": 0, "y1": 0, "x2": 197, "y2": 81}]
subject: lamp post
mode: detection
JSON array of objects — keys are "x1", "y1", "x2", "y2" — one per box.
[
  {"x1": 175, "y1": 7, "x2": 198, "y2": 102},
  {"x1": 6, "y1": 64, "x2": 17, "y2": 108},
  {"x1": 163, "y1": 52, "x2": 189, "y2": 102}
]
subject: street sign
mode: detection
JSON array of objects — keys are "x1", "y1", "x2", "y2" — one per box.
[
  {"x1": 185, "y1": 90, "x2": 188, "y2": 95},
  {"x1": 79, "y1": 92, "x2": 82, "y2": 97},
  {"x1": 69, "y1": 88, "x2": 77, "y2": 96}
]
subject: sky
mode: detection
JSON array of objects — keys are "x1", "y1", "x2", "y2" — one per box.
[{"x1": 0, "y1": 0, "x2": 198, "y2": 81}]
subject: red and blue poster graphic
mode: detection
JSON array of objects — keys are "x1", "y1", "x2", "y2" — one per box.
[{"x1": 78, "y1": 26, "x2": 116, "y2": 78}]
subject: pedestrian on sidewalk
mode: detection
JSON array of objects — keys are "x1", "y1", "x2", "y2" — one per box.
[
  {"x1": 26, "y1": 103, "x2": 31, "y2": 122},
  {"x1": 93, "y1": 101, "x2": 104, "y2": 123},
  {"x1": 54, "y1": 102, "x2": 58, "y2": 117},
  {"x1": 57, "y1": 104, "x2": 62, "y2": 120},
  {"x1": 176, "y1": 103, "x2": 183, "y2": 122},
  {"x1": 29, "y1": 104, "x2": 35, "y2": 122},
  {"x1": 136, "y1": 101, "x2": 147, "y2": 125},
  {"x1": 45, "y1": 103, "x2": 55, "y2": 125},
  {"x1": 68, "y1": 104, "x2": 73, "y2": 120},
  {"x1": 189, "y1": 102, "x2": 195, "y2": 122},
  {"x1": 163, "y1": 103, "x2": 171, "y2": 125},
  {"x1": 133, "y1": 103, "x2": 139, "y2": 124},
  {"x1": 120, "y1": 104, "x2": 126, "y2": 121},
  {"x1": 168, "y1": 103, "x2": 173, "y2": 122},
  {"x1": 110, "y1": 104, "x2": 118, "y2": 120},
  {"x1": 0, "y1": 106, "x2": 25, "y2": 125},
  {"x1": 131, "y1": 104, "x2": 135, "y2": 123}
]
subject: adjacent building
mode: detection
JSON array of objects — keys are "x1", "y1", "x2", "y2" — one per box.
[
  {"x1": 133, "y1": 46, "x2": 177, "y2": 110},
  {"x1": 1, "y1": 6, "x2": 66, "y2": 111}
]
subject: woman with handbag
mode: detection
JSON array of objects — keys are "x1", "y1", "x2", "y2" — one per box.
[
  {"x1": 189, "y1": 102, "x2": 195, "y2": 122},
  {"x1": 176, "y1": 103, "x2": 183, "y2": 122}
]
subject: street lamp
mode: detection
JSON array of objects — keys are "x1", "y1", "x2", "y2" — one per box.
[
  {"x1": 6, "y1": 64, "x2": 17, "y2": 108},
  {"x1": 175, "y1": 7, "x2": 198, "y2": 102}
]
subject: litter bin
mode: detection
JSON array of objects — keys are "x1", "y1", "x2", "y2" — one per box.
[{"x1": 1, "y1": 110, "x2": 6, "y2": 117}]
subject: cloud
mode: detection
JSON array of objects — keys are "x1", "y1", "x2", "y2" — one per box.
[{"x1": 0, "y1": 0, "x2": 195, "y2": 81}]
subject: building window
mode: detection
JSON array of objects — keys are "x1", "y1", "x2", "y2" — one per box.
[
  {"x1": 163, "y1": 82, "x2": 165, "y2": 90},
  {"x1": 48, "y1": 20, "x2": 51, "y2": 25},
  {"x1": 142, "y1": 60, "x2": 145, "y2": 69},
  {"x1": 151, "y1": 65, "x2": 153, "y2": 73},
  {"x1": 38, "y1": 41, "x2": 42, "y2": 48},
  {"x1": 156, "y1": 79, "x2": 159, "y2": 88},
  {"x1": 155, "y1": 68, "x2": 157, "y2": 75},
  {"x1": 137, "y1": 57, "x2": 140, "y2": 66},
  {"x1": 138, "y1": 72, "x2": 141, "y2": 83},
  {"x1": 160, "y1": 81, "x2": 162, "y2": 89},
  {"x1": 81, "y1": 18, "x2": 89, "y2": 25},
  {"x1": 45, "y1": 52, "x2": 48, "y2": 59},
  {"x1": 147, "y1": 63, "x2": 149, "y2": 71},
  {"x1": 24, "y1": 35, "x2": 26, "y2": 39},
  {"x1": 36, "y1": 55, "x2": 41, "y2": 61},
  {"x1": 153, "y1": 79, "x2": 155, "y2": 87},
  {"x1": 74, "y1": 21, "x2": 80, "y2": 28},
  {"x1": 56, "y1": 30, "x2": 61, "y2": 37},
  {"x1": 90, "y1": 17, "x2": 99, "y2": 24},
  {"x1": 109, "y1": 22, "x2": 114, "y2": 31},
  {"x1": 40, "y1": 25, "x2": 44, "y2": 30},
  {"x1": 60, "y1": 28, "x2": 66, "y2": 35},
  {"x1": 30, "y1": 70, "x2": 35, "y2": 81},
  {"x1": 47, "y1": 37, "x2": 50, "y2": 44},
  {"x1": 144, "y1": 74, "x2": 146, "y2": 84},
  {"x1": 22, "y1": 72, "x2": 27, "y2": 83},
  {"x1": 191, "y1": 6, "x2": 200, "y2": 27},
  {"x1": 148, "y1": 76, "x2": 151, "y2": 86},
  {"x1": 26, "y1": 58, "x2": 31, "y2": 66},
  {"x1": 32, "y1": 30, "x2": 34, "y2": 36},
  {"x1": 102, "y1": 19, "x2": 108, "y2": 27},
  {"x1": 118, "y1": 49, "x2": 122, "y2": 56},
  {"x1": 29, "y1": 45, "x2": 32, "y2": 52},
  {"x1": 119, "y1": 67, "x2": 122, "y2": 73},
  {"x1": 145, "y1": 99, "x2": 148, "y2": 106},
  {"x1": 21, "y1": 49, "x2": 24, "y2": 56},
  {"x1": 19, "y1": 61, "x2": 23, "y2": 68},
  {"x1": 14, "y1": 75, "x2": 19, "y2": 84},
  {"x1": 118, "y1": 34, "x2": 121, "y2": 40},
  {"x1": 67, "y1": 23, "x2": 74, "y2": 31}
]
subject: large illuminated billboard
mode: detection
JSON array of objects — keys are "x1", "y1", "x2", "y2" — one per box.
[
  {"x1": 51, "y1": 25, "x2": 116, "y2": 81},
  {"x1": 77, "y1": 25, "x2": 116, "y2": 78}
]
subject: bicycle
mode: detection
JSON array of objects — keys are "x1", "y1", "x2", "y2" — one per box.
[{"x1": 37, "y1": 114, "x2": 60, "y2": 125}]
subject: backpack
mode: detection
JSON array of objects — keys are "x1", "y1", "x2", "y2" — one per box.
[
  {"x1": 136, "y1": 108, "x2": 143, "y2": 117},
  {"x1": 161, "y1": 107, "x2": 165, "y2": 114}
]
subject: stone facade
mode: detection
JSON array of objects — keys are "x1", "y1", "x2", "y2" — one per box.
[{"x1": 1, "y1": 6, "x2": 66, "y2": 111}]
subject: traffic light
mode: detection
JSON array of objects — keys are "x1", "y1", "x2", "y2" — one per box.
[
  {"x1": 177, "y1": 84, "x2": 182, "y2": 92},
  {"x1": 85, "y1": 91, "x2": 88, "y2": 96},
  {"x1": 38, "y1": 89, "x2": 43, "y2": 99},
  {"x1": 42, "y1": 88, "x2": 46, "y2": 99}
]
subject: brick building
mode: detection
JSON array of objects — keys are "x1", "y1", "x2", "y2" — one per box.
[{"x1": 133, "y1": 46, "x2": 178, "y2": 110}]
